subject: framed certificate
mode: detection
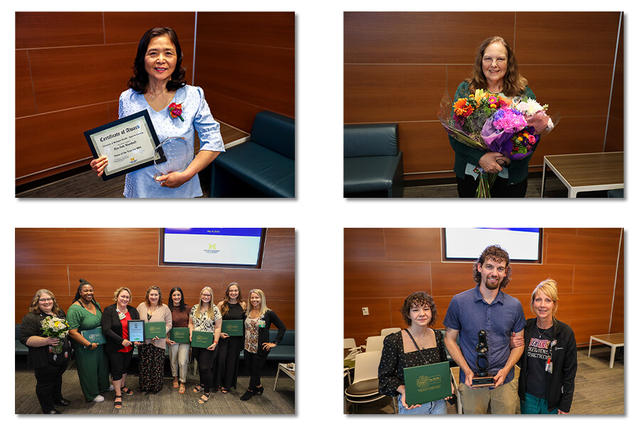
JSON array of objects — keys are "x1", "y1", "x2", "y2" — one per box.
[
  {"x1": 403, "y1": 361, "x2": 451, "y2": 406},
  {"x1": 221, "y1": 319, "x2": 244, "y2": 337},
  {"x1": 81, "y1": 326, "x2": 106, "y2": 344},
  {"x1": 144, "y1": 321, "x2": 167, "y2": 339},
  {"x1": 84, "y1": 110, "x2": 166, "y2": 180},
  {"x1": 128, "y1": 320, "x2": 145, "y2": 342},
  {"x1": 169, "y1": 327, "x2": 190, "y2": 344},
  {"x1": 191, "y1": 330, "x2": 214, "y2": 348}
]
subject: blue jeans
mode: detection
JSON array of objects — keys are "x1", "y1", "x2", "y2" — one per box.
[
  {"x1": 521, "y1": 392, "x2": 558, "y2": 414},
  {"x1": 398, "y1": 396, "x2": 447, "y2": 414}
]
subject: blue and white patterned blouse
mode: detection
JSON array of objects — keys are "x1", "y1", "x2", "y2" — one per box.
[{"x1": 118, "y1": 85, "x2": 225, "y2": 198}]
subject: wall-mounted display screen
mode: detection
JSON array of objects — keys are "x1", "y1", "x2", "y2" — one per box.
[
  {"x1": 443, "y1": 228, "x2": 542, "y2": 262},
  {"x1": 160, "y1": 228, "x2": 266, "y2": 268}
]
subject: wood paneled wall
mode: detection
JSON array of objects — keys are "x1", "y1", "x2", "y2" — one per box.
[
  {"x1": 194, "y1": 12, "x2": 295, "y2": 132},
  {"x1": 15, "y1": 12, "x2": 295, "y2": 186},
  {"x1": 344, "y1": 228, "x2": 624, "y2": 346},
  {"x1": 344, "y1": 12, "x2": 624, "y2": 181},
  {"x1": 15, "y1": 228, "x2": 295, "y2": 331}
]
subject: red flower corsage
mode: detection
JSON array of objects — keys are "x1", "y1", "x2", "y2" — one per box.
[{"x1": 168, "y1": 103, "x2": 184, "y2": 122}]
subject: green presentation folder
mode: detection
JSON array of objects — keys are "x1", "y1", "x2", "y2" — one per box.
[
  {"x1": 81, "y1": 326, "x2": 106, "y2": 344},
  {"x1": 403, "y1": 361, "x2": 451, "y2": 405},
  {"x1": 221, "y1": 319, "x2": 244, "y2": 336},
  {"x1": 169, "y1": 327, "x2": 190, "y2": 343},
  {"x1": 191, "y1": 330, "x2": 214, "y2": 348},
  {"x1": 144, "y1": 321, "x2": 167, "y2": 339}
]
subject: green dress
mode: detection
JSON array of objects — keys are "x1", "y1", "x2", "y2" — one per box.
[{"x1": 67, "y1": 302, "x2": 110, "y2": 401}]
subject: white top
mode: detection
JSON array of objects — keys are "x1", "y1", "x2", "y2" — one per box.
[{"x1": 118, "y1": 85, "x2": 225, "y2": 198}]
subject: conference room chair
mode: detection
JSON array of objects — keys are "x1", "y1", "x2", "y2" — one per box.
[
  {"x1": 380, "y1": 327, "x2": 401, "y2": 337},
  {"x1": 450, "y1": 366, "x2": 463, "y2": 414},
  {"x1": 344, "y1": 338, "x2": 357, "y2": 349},
  {"x1": 365, "y1": 336, "x2": 384, "y2": 352},
  {"x1": 344, "y1": 350, "x2": 385, "y2": 413}
]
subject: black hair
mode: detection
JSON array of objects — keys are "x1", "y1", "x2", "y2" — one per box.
[
  {"x1": 127, "y1": 27, "x2": 186, "y2": 93},
  {"x1": 168, "y1": 287, "x2": 187, "y2": 312}
]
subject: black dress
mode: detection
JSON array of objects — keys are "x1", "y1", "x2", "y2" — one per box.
[
  {"x1": 216, "y1": 302, "x2": 245, "y2": 389},
  {"x1": 378, "y1": 329, "x2": 448, "y2": 397}
]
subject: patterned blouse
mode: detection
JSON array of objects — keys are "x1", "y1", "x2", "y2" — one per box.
[
  {"x1": 118, "y1": 85, "x2": 225, "y2": 198},
  {"x1": 190, "y1": 305, "x2": 222, "y2": 332},
  {"x1": 378, "y1": 329, "x2": 448, "y2": 397},
  {"x1": 244, "y1": 316, "x2": 261, "y2": 354}
]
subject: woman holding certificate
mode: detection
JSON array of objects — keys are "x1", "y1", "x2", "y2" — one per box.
[
  {"x1": 136, "y1": 286, "x2": 172, "y2": 393},
  {"x1": 19, "y1": 289, "x2": 71, "y2": 414},
  {"x1": 101, "y1": 287, "x2": 140, "y2": 409},
  {"x1": 240, "y1": 289, "x2": 286, "y2": 401},
  {"x1": 378, "y1": 291, "x2": 451, "y2": 414},
  {"x1": 67, "y1": 279, "x2": 110, "y2": 403},
  {"x1": 189, "y1": 286, "x2": 222, "y2": 404},
  {"x1": 89, "y1": 26, "x2": 225, "y2": 198},
  {"x1": 166, "y1": 287, "x2": 191, "y2": 394},
  {"x1": 512, "y1": 279, "x2": 577, "y2": 414},
  {"x1": 216, "y1": 282, "x2": 247, "y2": 393}
]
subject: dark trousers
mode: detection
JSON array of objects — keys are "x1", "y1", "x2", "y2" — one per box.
[
  {"x1": 106, "y1": 350, "x2": 133, "y2": 381},
  {"x1": 456, "y1": 175, "x2": 528, "y2": 198},
  {"x1": 193, "y1": 347, "x2": 218, "y2": 393},
  {"x1": 34, "y1": 364, "x2": 66, "y2": 413},
  {"x1": 216, "y1": 336, "x2": 243, "y2": 389},
  {"x1": 245, "y1": 350, "x2": 267, "y2": 389}
]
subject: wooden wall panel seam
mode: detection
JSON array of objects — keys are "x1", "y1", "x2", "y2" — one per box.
[
  {"x1": 603, "y1": 12, "x2": 623, "y2": 152},
  {"x1": 16, "y1": 100, "x2": 116, "y2": 120}
]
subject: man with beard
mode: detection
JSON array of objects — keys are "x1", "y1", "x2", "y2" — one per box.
[{"x1": 443, "y1": 245, "x2": 525, "y2": 414}]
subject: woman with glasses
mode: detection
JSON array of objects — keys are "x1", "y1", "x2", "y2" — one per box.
[{"x1": 449, "y1": 36, "x2": 538, "y2": 198}]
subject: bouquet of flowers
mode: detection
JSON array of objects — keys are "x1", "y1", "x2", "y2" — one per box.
[
  {"x1": 41, "y1": 315, "x2": 70, "y2": 354},
  {"x1": 439, "y1": 89, "x2": 554, "y2": 197}
]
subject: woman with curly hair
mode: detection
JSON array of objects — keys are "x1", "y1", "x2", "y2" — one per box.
[{"x1": 378, "y1": 291, "x2": 452, "y2": 414}]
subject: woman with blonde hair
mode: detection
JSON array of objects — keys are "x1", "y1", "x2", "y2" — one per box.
[
  {"x1": 101, "y1": 287, "x2": 140, "y2": 409},
  {"x1": 189, "y1": 286, "x2": 222, "y2": 404},
  {"x1": 240, "y1": 289, "x2": 286, "y2": 401},
  {"x1": 136, "y1": 285, "x2": 172, "y2": 393},
  {"x1": 20, "y1": 289, "x2": 71, "y2": 413},
  {"x1": 513, "y1": 279, "x2": 577, "y2": 414},
  {"x1": 216, "y1": 282, "x2": 246, "y2": 393}
]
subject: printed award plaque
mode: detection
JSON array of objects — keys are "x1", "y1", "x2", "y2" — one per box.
[
  {"x1": 128, "y1": 320, "x2": 145, "y2": 342},
  {"x1": 403, "y1": 361, "x2": 451, "y2": 406},
  {"x1": 84, "y1": 110, "x2": 166, "y2": 180}
]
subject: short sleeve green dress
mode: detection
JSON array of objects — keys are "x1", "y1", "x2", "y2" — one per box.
[{"x1": 67, "y1": 302, "x2": 110, "y2": 401}]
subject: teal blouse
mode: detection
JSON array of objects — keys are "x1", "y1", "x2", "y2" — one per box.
[{"x1": 448, "y1": 81, "x2": 538, "y2": 184}]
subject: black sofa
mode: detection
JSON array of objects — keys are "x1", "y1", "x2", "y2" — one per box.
[
  {"x1": 344, "y1": 123, "x2": 403, "y2": 197},
  {"x1": 210, "y1": 111, "x2": 295, "y2": 198}
]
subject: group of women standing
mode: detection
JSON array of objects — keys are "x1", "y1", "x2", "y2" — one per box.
[{"x1": 20, "y1": 279, "x2": 286, "y2": 413}]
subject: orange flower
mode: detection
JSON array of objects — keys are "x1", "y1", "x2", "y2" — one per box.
[{"x1": 454, "y1": 98, "x2": 474, "y2": 117}]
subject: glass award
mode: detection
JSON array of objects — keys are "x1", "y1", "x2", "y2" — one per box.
[{"x1": 153, "y1": 137, "x2": 191, "y2": 178}]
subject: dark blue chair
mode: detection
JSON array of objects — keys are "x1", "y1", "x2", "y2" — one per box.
[
  {"x1": 344, "y1": 123, "x2": 403, "y2": 197},
  {"x1": 210, "y1": 111, "x2": 295, "y2": 198}
]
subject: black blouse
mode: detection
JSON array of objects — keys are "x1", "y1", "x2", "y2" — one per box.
[{"x1": 378, "y1": 329, "x2": 448, "y2": 397}]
